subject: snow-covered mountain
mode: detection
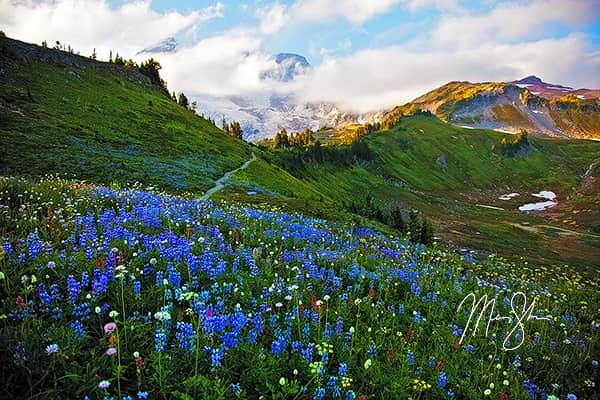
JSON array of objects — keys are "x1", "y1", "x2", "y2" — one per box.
[
  {"x1": 137, "y1": 37, "x2": 178, "y2": 55},
  {"x1": 193, "y1": 53, "x2": 381, "y2": 141}
]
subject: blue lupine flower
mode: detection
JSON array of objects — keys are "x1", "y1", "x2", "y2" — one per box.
[
  {"x1": 175, "y1": 322, "x2": 195, "y2": 353},
  {"x1": 327, "y1": 376, "x2": 341, "y2": 398},
  {"x1": 368, "y1": 343, "x2": 377, "y2": 358},
  {"x1": 137, "y1": 392, "x2": 148, "y2": 399},
  {"x1": 14, "y1": 342, "x2": 26, "y2": 365},
  {"x1": 567, "y1": 394, "x2": 577, "y2": 400},
  {"x1": 66, "y1": 275, "x2": 81, "y2": 302},
  {"x1": 271, "y1": 336, "x2": 287, "y2": 358},
  {"x1": 70, "y1": 320, "x2": 86, "y2": 339},
  {"x1": 211, "y1": 346, "x2": 223, "y2": 367},
  {"x1": 346, "y1": 390, "x2": 355, "y2": 400},
  {"x1": 133, "y1": 280, "x2": 141, "y2": 295},
  {"x1": 466, "y1": 344, "x2": 474, "y2": 354},
  {"x1": 338, "y1": 363, "x2": 348, "y2": 376},
  {"x1": 313, "y1": 387, "x2": 325, "y2": 400},
  {"x1": 155, "y1": 328, "x2": 167, "y2": 352},
  {"x1": 438, "y1": 371, "x2": 447, "y2": 388},
  {"x1": 407, "y1": 351, "x2": 415, "y2": 365}
]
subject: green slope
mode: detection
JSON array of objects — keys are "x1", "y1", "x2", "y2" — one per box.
[
  {"x1": 294, "y1": 115, "x2": 600, "y2": 268},
  {"x1": 0, "y1": 37, "x2": 254, "y2": 192}
]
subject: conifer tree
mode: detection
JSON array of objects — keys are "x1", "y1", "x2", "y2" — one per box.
[{"x1": 177, "y1": 92, "x2": 189, "y2": 109}]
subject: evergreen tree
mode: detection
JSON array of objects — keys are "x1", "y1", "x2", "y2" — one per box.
[
  {"x1": 138, "y1": 58, "x2": 164, "y2": 87},
  {"x1": 177, "y1": 92, "x2": 189, "y2": 109},
  {"x1": 274, "y1": 129, "x2": 290, "y2": 149},
  {"x1": 91, "y1": 48, "x2": 96, "y2": 60},
  {"x1": 229, "y1": 121, "x2": 243, "y2": 139},
  {"x1": 221, "y1": 117, "x2": 227, "y2": 132},
  {"x1": 420, "y1": 217, "x2": 434, "y2": 245},
  {"x1": 389, "y1": 206, "x2": 405, "y2": 233},
  {"x1": 408, "y1": 210, "x2": 421, "y2": 243}
]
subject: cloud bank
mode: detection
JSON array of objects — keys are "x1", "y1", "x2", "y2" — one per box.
[{"x1": 1, "y1": 0, "x2": 599, "y2": 113}]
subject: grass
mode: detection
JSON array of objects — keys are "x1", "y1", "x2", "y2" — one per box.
[
  {"x1": 0, "y1": 37, "x2": 253, "y2": 192},
  {"x1": 289, "y1": 115, "x2": 600, "y2": 268},
  {"x1": 1, "y1": 36, "x2": 598, "y2": 270},
  {"x1": 1, "y1": 177, "x2": 599, "y2": 400}
]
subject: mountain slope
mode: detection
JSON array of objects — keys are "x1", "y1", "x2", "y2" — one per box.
[
  {"x1": 0, "y1": 36, "x2": 256, "y2": 191},
  {"x1": 382, "y1": 76, "x2": 600, "y2": 139},
  {"x1": 288, "y1": 115, "x2": 600, "y2": 268}
]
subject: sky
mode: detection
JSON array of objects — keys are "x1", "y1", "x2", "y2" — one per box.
[{"x1": 1, "y1": 0, "x2": 600, "y2": 112}]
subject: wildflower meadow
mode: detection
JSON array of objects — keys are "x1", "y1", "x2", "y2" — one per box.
[{"x1": 0, "y1": 177, "x2": 598, "y2": 399}]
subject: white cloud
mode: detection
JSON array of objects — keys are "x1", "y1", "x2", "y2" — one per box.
[
  {"x1": 0, "y1": 0, "x2": 224, "y2": 58},
  {"x1": 1, "y1": 0, "x2": 598, "y2": 118},
  {"x1": 430, "y1": 0, "x2": 599, "y2": 49},
  {"x1": 154, "y1": 30, "x2": 276, "y2": 98},
  {"x1": 253, "y1": 0, "x2": 460, "y2": 32},
  {"x1": 256, "y1": 2, "x2": 290, "y2": 34},
  {"x1": 295, "y1": 33, "x2": 600, "y2": 113},
  {"x1": 291, "y1": 0, "x2": 403, "y2": 25}
]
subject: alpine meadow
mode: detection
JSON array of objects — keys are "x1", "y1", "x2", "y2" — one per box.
[{"x1": 1, "y1": 1, "x2": 599, "y2": 400}]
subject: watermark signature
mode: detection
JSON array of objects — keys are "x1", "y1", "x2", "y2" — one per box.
[{"x1": 456, "y1": 291, "x2": 551, "y2": 351}]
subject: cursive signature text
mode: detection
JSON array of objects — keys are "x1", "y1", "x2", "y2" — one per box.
[{"x1": 456, "y1": 291, "x2": 551, "y2": 351}]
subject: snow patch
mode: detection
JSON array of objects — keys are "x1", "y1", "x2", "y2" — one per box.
[
  {"x1": 499, "y1": 193, "x2": 520, "y2": 200},
  {"x1": 532, "y1": 191, "x2": 556, "y2": 201},
  {"x1": 477, "y1": 205, "x2": 504, "y2": 210},
  {"x1": 519, "y1": 190, "x2": 557, "y2": 212},
  {"x1": 519, "y1": 201, "x2": 557, "y2": 212}
]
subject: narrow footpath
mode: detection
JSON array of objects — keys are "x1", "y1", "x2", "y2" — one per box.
[{"x1": 199, "y1": 153, "x2": 257, "y2": 201}]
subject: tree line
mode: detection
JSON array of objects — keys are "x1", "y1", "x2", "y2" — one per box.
[{"x1": 349, "y1": 194, "x2": 434, "y2": 245}]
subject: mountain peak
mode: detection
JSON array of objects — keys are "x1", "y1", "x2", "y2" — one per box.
[
  {"x1": 514, "y1": 75, "x2": 543, "y2": 85},
  {"x1": 137, "y1": 37, "x2": 177, "y2": 55},
  {"x1": 275, "y1": 53, "x2": 309, "y2": 66},
  {"x1": 261, "y1": 53, "x2": 311, "y2": 83}
]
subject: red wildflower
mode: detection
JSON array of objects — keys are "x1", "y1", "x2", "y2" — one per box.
[
  {"x1": 368, "y1": 287, "x2": 375, "y2": 297},
  {"x1": 205, "y1": 308, "x2": 213, "y2": 318},
  {"x1": 387, "y1": 348, "x2": 396, "y2": 360},
  {"x1": 359, "y1": 396, "x2": 367, "y2": 400},
  {"x1": 135, "y1": 356, "x2": 143, "y2": 367},
  {"x1": 97, "y1": 257, "x2": 105, "y2": 270},
  {"x1": 454, "y1": 338, "x2": 461, "y2": 349},
  {"x1": 407, "y1": 324, "x2": 415, "y2": 341},
  {"x1": 298, "y1": 305, "x2": 305, "y2": 318},
  {"x1": 500, "y1": 394, "x2": 510, "y2": 400},
  {"x1": 311, "y1": 295, "x2": 317, "y2": 310},
  {"x1": 187, "y1": 227, "x2": 193, "y2": 239},
  {"x1": 15, "y1": 295, "x2": 25, "y2": 309},
  {"x1": 437, "y1": 361, "x2": 444, "y2": 372}
]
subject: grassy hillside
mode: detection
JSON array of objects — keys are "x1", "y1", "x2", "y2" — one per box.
[
  {"x1": 0, "y1": 37, "x2": 254, "y2": 192},
  {"x1": 292, "y1": 115, "x2": 600, "y2": 269}
]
